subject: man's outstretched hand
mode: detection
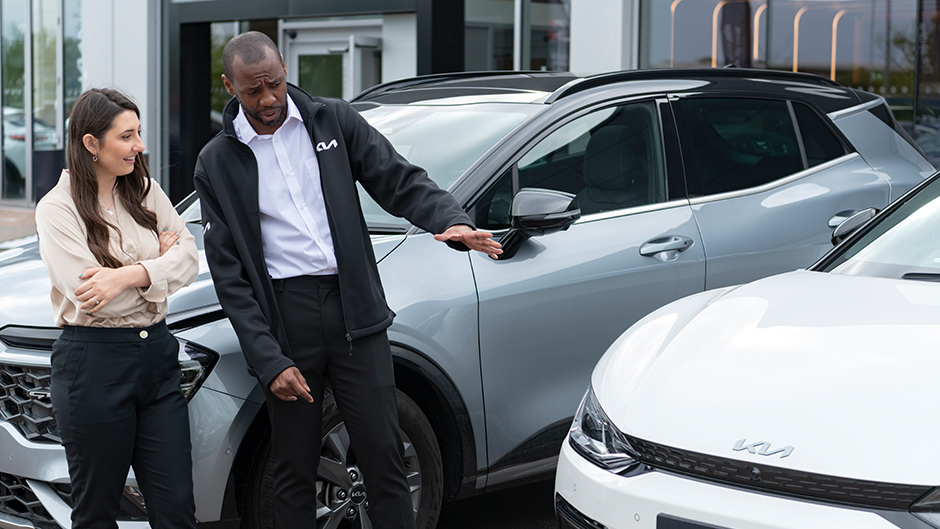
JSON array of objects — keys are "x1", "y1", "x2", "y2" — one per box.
[
  {"x1": 269, "y1": 367, "x2": 314, "y2": 403},
  {"x1": 434, "y1": 224, "x2": 502, "y2": 259}
]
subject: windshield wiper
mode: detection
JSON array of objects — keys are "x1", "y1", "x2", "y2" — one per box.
[{"x1": 901, "y1": 272, "x2": 940, "y2": 282}]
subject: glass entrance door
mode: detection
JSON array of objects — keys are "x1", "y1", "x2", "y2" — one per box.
[
  {"x1": 281, "y1": 20, "x2": 382, "y2": 100},
  {"x1": 297, "y1": 51, "x2": 344, "y2": 99}
]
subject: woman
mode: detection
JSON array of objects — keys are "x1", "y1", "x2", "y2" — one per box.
[{"x1": 35, "y1": 88, "x2": 199, "y2": 529}]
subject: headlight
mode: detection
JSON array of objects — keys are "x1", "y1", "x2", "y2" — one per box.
[
  {"x1": 912, "y1": 488, "x2": 940, "y2": 528},
  {"x1": 569, "y1": 386, "x2": 638, "y2": 472},
  {"x1": 177, "y1": 340, "x2": 218, "y2": 400}
]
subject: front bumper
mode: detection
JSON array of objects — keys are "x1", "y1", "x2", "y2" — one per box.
[
  {"x1": 0, "y1": 388, "x2": 258, "y2": 529},
  {"x1": 555, "y1": 438, "x2": 918, "y2": 529}
]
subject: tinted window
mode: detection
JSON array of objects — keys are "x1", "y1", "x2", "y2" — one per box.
[
  {"x1": 793, "y1": 102, "x2": 845, "y2": 167},
  {"x1": 520, "y1": 102, "x2": 666, "y2": 214},
  {"x1": 473, "y1": 102, "x2": 667, "y2": 229},
  {"x1": 472, "y1": 169, "x2": 514, "y2": 231},
  {"x1": 868, "y1": 102, "x2": 894, "y2": 129},
  {"x1": 681, "y1": 98, "x2": 803, "y2": 195}
]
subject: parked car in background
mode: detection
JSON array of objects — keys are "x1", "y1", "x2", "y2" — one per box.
[
  {"x1": 0, "y1": 68, "x2": 932, "y2": 529},
  {"x1": 556, "y1": 168, "x2": 940, "y2": 529},
  {"x1": 2, "y1": 107, "x2": 58, "y2": 199}
]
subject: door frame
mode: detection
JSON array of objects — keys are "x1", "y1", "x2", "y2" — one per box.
[{"x1": 279, "y1": 18, "x2": 383, "y2": 100}]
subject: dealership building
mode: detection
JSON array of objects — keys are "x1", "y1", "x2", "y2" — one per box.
[{"x1": 1, "y1": 0, "x2": 938, "y2": 205}]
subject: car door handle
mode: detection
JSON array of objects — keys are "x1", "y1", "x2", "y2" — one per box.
[
  {"x1": 640, "y1": 236, "x2": 694, "y2": 261},
  {"x1": 829, "y1": 209, "x2": 873, "y2": 228}
]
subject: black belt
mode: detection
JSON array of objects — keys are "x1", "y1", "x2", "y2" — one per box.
[{"x1": 271, "y1": 274, "x2": 339, "y2": 291}]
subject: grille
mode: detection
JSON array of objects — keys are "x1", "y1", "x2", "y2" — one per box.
[
  {"x1": 0, "y1": 473, "x2": 57, "y2": 528},
  {"x1": 0, "y1": 363, "x2": 59, "y2": 444},
  {"x1": 626, "y1": 435, "x2": 931, "y2": 510}
]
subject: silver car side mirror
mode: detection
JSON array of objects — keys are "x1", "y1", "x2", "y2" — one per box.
[{"x1": 497, "y1": 188, "x2": 581, "y2": 260}]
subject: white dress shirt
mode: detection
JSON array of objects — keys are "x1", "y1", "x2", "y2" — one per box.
[{"x1": 234, "y1": 95, "x2": 338, "y2": 279}]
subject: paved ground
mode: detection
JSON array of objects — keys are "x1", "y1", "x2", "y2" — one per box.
[{"x1": 0, "y1": 206, "x2": 37, "y2": 244}]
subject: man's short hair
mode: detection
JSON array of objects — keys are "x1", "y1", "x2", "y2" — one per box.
[{"x1": 222, "y1": 31, "x2": 280, "y2": 80}]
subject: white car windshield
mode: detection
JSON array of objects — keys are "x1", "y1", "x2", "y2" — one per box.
[
  {"x1": 355, "y1": 102, "x2": 542, "y2": 231},
  {"x1": 822, "y1": 175, "x2": 940, "y2": 280}
]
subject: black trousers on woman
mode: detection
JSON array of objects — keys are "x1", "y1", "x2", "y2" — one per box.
[
  {"x1": 267, "y1": 274, "x2": 416, "y2": 529},
  {"x1": 51, "y1": 321, "x2": 196, "y2": 529}
]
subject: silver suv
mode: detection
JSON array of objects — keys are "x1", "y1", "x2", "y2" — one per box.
[{"x1": 0, "y1": 69, "x2": 932, "y2": 529}]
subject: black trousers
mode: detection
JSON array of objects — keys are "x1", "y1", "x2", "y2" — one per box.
[
  {"x1": 50, "y1": 321, "x2": 196, "y2": 529},
  {"x1": 268, "y1": 274, "x2": 416, "y2": 529}
]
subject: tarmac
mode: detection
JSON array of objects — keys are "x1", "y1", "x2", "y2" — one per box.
[{"x1": 0, "y1": 206, "x2": 37, "y2": 245}]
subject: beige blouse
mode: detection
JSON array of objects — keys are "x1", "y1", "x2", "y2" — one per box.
[{"x1": 35, "y1": 170, "x2": 199, "y2": 328}]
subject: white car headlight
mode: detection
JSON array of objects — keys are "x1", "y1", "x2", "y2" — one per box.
[
  {"x1": 568, "y1": 387, "x2": 638, "y2": 473},
  {"x1": 177, "y1": 340, "x2": 218, "y2": 400}
]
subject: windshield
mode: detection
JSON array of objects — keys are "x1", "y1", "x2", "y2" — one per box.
[
  {"x1": 356, "y1": 102, "x2": 542, "y2": 230},
  {"x1": 819, "y1": 174, "x2": 940, "y2": 280}
]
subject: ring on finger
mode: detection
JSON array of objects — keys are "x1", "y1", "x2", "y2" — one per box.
[{"x1": 92, "y1": 297, "x2": 100, "y2": 306}]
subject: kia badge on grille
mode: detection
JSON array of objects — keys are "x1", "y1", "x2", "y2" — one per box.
[{"x1": 733, "y1": 439, "x2": 794, "y2": 458}]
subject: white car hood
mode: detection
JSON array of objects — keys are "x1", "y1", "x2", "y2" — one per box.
[{"x1": 592, "y1": 270, "x2": 940, "y2": 486}]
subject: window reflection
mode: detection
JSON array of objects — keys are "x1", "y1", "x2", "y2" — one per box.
[
  {"x1": 643, "y1": 0, "x2": 938, "y2": 171},
  {"x1": 2, "y1": 0, "x2": 27, "y2": 200},
  {"x1": 64, "y1": 0, "x2": 82, "y2": 119},
  {"x1": 466, "y1": 0, "x2": 514, "y2": 70},
  {"x1": 465, "y1": 0, "x2": 571, "y2": 72},
  {"x1": 530, "y1": 0, "x2": 570, "y2": 71},
  {"x1": 32, "y1": 0, "x2": 64, "y2": 201}
]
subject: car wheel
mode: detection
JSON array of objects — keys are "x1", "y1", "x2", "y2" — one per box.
[
  {"x1": 244, "y1": 387, "x2": 443, "y2": 529},
  {"x1": 2, "y1": 157, "x2": 23, "y2": 198}
]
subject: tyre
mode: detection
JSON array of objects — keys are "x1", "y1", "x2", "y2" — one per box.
[
  {"x1": 244, "y1": 387, "x2": 444, "y2": 529},
  {"x1": 2, "y1": 157, "x2": 23, "y2": 199}
]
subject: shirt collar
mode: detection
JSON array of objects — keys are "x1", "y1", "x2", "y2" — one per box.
[{"x1": 234, "y1": 94, "x2": 303, "y2": 144}]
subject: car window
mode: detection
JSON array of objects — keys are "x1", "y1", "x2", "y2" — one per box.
[
  {"x1": 680, "y1": 98, "x2": 803, "y2": 196},
  {"x1": 792, "y1": 102, "x2": 846, "y2": 168},
  {"x1": 177, "y1": 192, "x2": 200, "y2": 222},
  {"x1": 473, "y1": 101, "x2": 668, "y2": 229}
]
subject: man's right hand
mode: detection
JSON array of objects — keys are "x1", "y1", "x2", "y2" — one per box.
[{"x1": 269, "y1": 367, "x2": 314, "y2": 403}]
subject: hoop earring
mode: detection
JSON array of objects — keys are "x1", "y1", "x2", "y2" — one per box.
[{"x1": 92, "y1": 154, "x2": 98, "y2": 162}]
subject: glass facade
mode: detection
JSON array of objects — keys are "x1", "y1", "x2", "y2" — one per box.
[
  {"x1": 2, "y1": 1, "x2": 28, "y2": 200},
  {"x1": 530, "y1": 0, "x2": 570, "y2": 71},
  {"x1": 0, "y1": 0, "x2": 78, "y2": 204},
  {"x1": 465, "y1": 0, "x2": 571, "y2": 71},
  {"x1": 1, "y1": 0, "x2": 939, "y2": 205},
  {"x1": 641, "y1": 0, "x2": 940, "y2": 166},
  {"x1": 210, "y1": 21, "x2": 241, "y2": 130},
  {"x1": 466, "y1": 0, "x2": 515, "y2": 70}
]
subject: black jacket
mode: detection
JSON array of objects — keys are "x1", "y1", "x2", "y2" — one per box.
[{"x1": 194, "y1": 84, "x2": 473, "y2": 388}]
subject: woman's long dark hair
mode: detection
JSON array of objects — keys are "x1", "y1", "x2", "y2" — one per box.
[{"x1": 67, "y1": 88, "x2": 158, "y2": 269}]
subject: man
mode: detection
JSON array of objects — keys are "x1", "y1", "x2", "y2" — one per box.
[{"x1": 193, "y1": 31, "x2": 501, "y2": 529}]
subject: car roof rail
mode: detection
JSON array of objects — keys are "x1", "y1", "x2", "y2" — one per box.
[
  {"x1": 544, "y1": 67, "x2": 841, "y2": 103},
  {"x1": 352, "y1": 70, "x2": 570, "y2": 102}
]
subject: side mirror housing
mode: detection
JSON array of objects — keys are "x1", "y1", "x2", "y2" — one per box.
[
  {"x1": 497, "y1": 188, "x2": 581, "y2": 259},
  {"x1": 831, "y1": 207, "x2": 878, "y2": 246}
]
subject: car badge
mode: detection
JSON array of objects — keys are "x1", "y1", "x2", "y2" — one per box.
[
  {"x1": 27, "y1": 388, "x2": 51, "y2": 400},
  {"x1": 733, "y1": 438, "x2": 794, "y2": 458}
]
